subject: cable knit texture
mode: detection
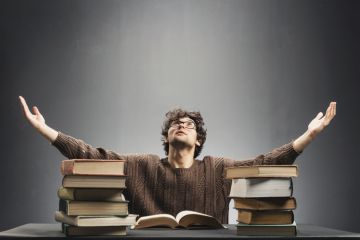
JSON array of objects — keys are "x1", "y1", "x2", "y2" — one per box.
[{"x1": 53, "y1": 132, "x2": 299, "y2": 223}]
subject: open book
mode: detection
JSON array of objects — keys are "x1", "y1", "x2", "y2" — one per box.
[{"x1": 131, "y1": 210, "x2": 225, "y2": 229}]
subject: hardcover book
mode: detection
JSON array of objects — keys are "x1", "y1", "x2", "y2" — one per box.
[
  {"x1": 238, "y1": 209, "x2": 294, "y2": 224},
  {"x1": 229, "y1": 178, "x2": 293, "y2": 198},
  {"x1": 233, "y1": 197, "x2": 296, "y2": 210},
  {"x1": 62, "y1": 175, "x2": 126, "y2": 188},
  {"x1": 61, "y1": 159, "x2": 125, "y2": 176},
  {"x1": 59, "y1": 199, "x2": 129, "y2": 216},
  {"x1": 55, "y1": 211, "x2": 137, "y2": 227},
  {"x1": 225, "y1": 165, "x2": 298, "y2": 179},
  {"x1": 237, "y1": 221, "x2": 297, "y2": 236},
  {"x1": 57, "y1": 186, "x2": 125, "y2": 202},
  {"x1": 62, "y1": 224, "x2": 127, "y2": 236}
]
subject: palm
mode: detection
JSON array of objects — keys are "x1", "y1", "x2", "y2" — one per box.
[
  {"x1": 19, "y1": 96, "x2": 46, "y2": 129},
  {"x1": 307, "y1": 102, "x2": 336, "y2": 135},
  {"x1": 31, "y1": 111, "x2": 45, "y2": 125}
]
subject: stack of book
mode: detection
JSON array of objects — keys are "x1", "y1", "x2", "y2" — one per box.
[
  {"x1": 55, "y1": 159, "x2": 137, "y2": 236},
  {"x1": 225, "y1": 165, "x2": 299, "y2": 236}
]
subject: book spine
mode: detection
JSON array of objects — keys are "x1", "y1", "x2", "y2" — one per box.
[
  {"x1": 61, "y1": 223, "x2": 65, "y2": 234},
  {"x1": 65, "y1": 201, "x2": 129, "y2": 216},
  {"x1": 55, "y1": 211, "x2": 76, "y2": 226},
  {"x1": 293, "y1": 197, "x2": 297, "y2": 209},
  {"x1": 58, "y1": 199, "x2": 68, "y2": 214},
  {"x1": 58, "y1": 187, "x2": 75, "y2": 200},
  {"x1": 61, "y1": 160, "x2": 75, "y2": 175}
]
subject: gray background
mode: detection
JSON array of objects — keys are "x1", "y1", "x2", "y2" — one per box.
[{"x1": 1, "y1": 0, "x2": 359, "y2": 233}]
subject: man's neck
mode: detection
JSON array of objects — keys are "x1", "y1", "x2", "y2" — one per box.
[{"x1": 168, "y1": 147, "x2": 194, "y2": 168}]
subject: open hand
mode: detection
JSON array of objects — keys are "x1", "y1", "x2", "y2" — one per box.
[
  {"x1": 19, "y1": 96, "x2": 46, "y2": 130},
  {"x1": 307, "y1": 102, "x2": 336, "y2": 137}
]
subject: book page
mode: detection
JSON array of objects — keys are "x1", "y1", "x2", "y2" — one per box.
[
  {"x1": 175, "y1": 210, "x2": 210, "y2": 223},
  {"x1": 176, "y1": 210, "x2": 224, "y2": 229},
  {"x1": 133, "y1": 214, "x2": 178, "y2": 229}
]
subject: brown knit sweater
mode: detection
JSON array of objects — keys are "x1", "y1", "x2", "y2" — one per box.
[{"x1": 53, "y1": 132, "x2": 299, "y2": 223}]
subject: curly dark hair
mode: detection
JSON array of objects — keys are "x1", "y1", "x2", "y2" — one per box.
[{"x1": 161, "y1": 108, "x2": 207, "y2": 158}]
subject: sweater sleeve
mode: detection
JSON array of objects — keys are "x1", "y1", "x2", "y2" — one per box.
[
  {"x1": 214, "y1": 141, "x2": 300, "y2": 204},
  {"x1": 232, "y1": 141, "x2": 300, "y2": 167},
  {"x1": 217, "y1": 141, "x2": 300, "y2": 176},
  {"x1": 52, "y1": 132, "x2": 125, "y2": 160}
]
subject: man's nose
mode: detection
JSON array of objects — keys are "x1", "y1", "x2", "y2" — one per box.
[{"x1": 177, "y1": 123, "x2": 186, "y2": 129}]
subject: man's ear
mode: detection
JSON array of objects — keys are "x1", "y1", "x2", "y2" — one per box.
[{"x1": 196, "y1": 140, "x2": 201, "y2": 146}]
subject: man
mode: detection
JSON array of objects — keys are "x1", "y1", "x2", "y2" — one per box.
[{"x1": 18, "y1": 96, "x2": 336, "y2": 223}]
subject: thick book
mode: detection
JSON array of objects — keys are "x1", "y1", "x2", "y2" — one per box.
[
  {"x1": 62, "y1": 224, "x2": 127, "y2": 236},
  {"x1": 229, "y1": 178, "x2": 293, "y2": 198},
  {"x1": 61, "y1": 159, "x2": 125, "y2": 176},
  {"x1": 55, "y1": 211, "x2": 137, "y2": 227},
  {"x1": 225, "y1": 165, "x2": 298, "y2": 179},
  {"x1": 132, "y1": 210, "x2": 225, "y2": 229},
  {"x1": 238, "y1": 209, "x2": 294, "y2": 224},
  {"x1": 59, "y1": 199, "x2": 128, "y2": 216},
  {"x1": 62, "y1": 175, "x2": 126, "y2": 188},
  {"x1": 58, "y1": 186, "x2": 125, "y2": 202},
  {"x1": 237, "y1": 221, "x2": 297, "y2": 236},
  {"x1": 233, "y1": 197, "x2": 297, "y2": 210}
]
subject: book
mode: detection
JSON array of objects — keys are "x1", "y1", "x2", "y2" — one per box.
[
  {"x1": 229, "y1": 178, "x2": 293, "y2": 198},
  {"x1": 62, "y1": 224, "x2": 127, "y2": 236},
  {"x1": 62, "y1": 175, "x2": 126, "y2": 188},
  {"x1": 57, "y1": 186, "x2": 125, "y2": 202},
  {"x1": 233, "y1": 197, "x2": 296, "y2": 210},
  {"x1": 55, "y1": 211, "x2": 137, "y2": 227},
  {"x1": 61, "y1": 159, "x2": 125, "y2": 176},
  {"x1": 237, "y1": 221, "x2": 297, "y2": 236},
  {"x1": 132, "y1": 210, "x2": 225, "y2": 229},
  {"x1": 238, "y1": 209, "x2": 294, "y2": 224},
  {"x1": 225, "y1": 165, "x2": 298, "y2": 179},
  {"x1": 59, "y1": 199, "x2": 128, "y2": 216}
]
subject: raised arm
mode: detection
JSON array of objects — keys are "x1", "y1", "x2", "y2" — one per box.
[
  {"x1": 224, "y1": 101, "x2": 337, "y2": 168},
  {"x1": 18, "y1": 96, "x2": 122, "y2": 160},
  {"x1": 293, "y1": 101, "x2": 336, "y2": 153},
  {"x1": 19, "y1": 96, "x2": 58, "y2": 142}
]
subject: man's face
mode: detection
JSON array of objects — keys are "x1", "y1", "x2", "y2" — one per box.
[{"x1": 166, "y1": 117, "x2": 200, "y2": 149}]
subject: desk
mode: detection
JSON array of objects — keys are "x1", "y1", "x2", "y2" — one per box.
[{"x1": 0, "y1": 224, "x2": 359, "y2": 239}]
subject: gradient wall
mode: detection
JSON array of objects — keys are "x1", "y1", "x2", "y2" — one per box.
[{"x1": 1, "y1": 0, "x2": 359, "y2": 232}]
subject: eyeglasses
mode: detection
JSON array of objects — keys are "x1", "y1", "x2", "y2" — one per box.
[{"x1": 170, "y1": 120, "x2": 196, "y2": 129}]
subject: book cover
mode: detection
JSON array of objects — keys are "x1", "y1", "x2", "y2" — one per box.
[
  {"x1": 238, "y1": 209, "x2": 294, "y2": 224},
  {"x1": 55, "y1": 211, "x2": 137, "y2": 227},
  {"x1": 59, "y1": 199, "x2": 129, "y2": 216},
  {"x1": 57, "y1": 187, "x2": 125, "y2": 202},
  {"x1": 225, "y1": 165, "x2": 298, "y2": 179},
  {"x1": 237, "y1": 221, "x2": 297, "y2": 236},
  {"x1": 62, "y1": 175, "x2": 126, "y2": 188},
  {"x1": 233, "y1": 197, "x2": 297, "y2": 210},
  {"x1": 61, "y1": 159, "x2": 125, "y2": 176},
  {"x1": 62, "y1": 224, "x2": 127, "y2": 236}
]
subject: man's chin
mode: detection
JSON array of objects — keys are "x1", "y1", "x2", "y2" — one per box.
[{"x1": 169, "y1": 139, "x2": 192, "y2": 148}]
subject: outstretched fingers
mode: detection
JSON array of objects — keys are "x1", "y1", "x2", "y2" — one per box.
[
  {"x1": 33, "y1": 106, "x2": 41, "y2": 116},
  {"x1": 331, "y1": 102, "x2": 336, "y2": 116},
  {"x1": 19, "y1": 96, "x2": 32, "y2": 118},
  {"x1": 316, "y1": 112, "x2": 324, "y2": 120},
  {"x1": 324, "y1": 102, "x2": 336, "y2": 125}
]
